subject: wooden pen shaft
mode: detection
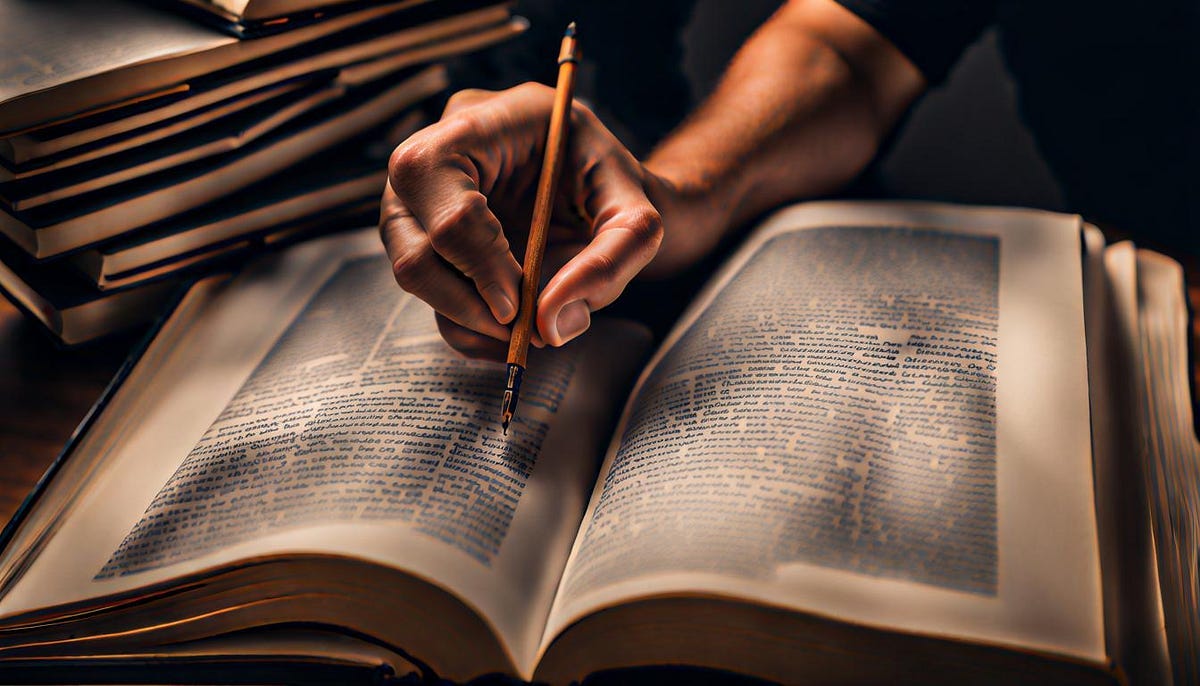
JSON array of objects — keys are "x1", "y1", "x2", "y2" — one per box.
[{"x1": 506, "y1": 41, "x2": 577, "y2": 368}]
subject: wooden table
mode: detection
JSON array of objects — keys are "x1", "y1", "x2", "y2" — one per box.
[
  {"x1": 1, "y1": 260, "x2": 1199, "y2": 529},
  {"x1": 0, "y1": 298, "x2": 133, "y2": 524}
]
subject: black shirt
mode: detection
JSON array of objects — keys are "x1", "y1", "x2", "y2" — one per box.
[{"x1": 837, "y1": 0, "x2": 1199, "y2": 252}]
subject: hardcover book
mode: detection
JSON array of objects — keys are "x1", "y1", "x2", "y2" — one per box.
[
  {"x1": 0, "y1": 1, "x2": 510, "y2": 167},
  {"x1": 0, "y1": 64, "x2": 452, "y2": 258},
  {"x1": 0, "y1": 0, "x2": 441, "y2": 134},
  {"x1": 0, "y1": 202, "x2": 1189, "y2": 684}
]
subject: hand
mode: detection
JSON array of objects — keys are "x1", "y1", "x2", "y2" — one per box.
[{"x1": 380, "y1": 83, "x2": 664, "y2": 359}]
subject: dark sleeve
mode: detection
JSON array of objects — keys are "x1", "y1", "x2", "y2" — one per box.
[{"x1": 833, "y1": 0, "x2": 997, "y2": 84}]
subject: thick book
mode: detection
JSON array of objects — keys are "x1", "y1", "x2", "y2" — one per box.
[
  {"x1": 0, "y1": 237, "x2": 179, "y2": 346},
  {"x1": 0, "y1": 0, "x2": 439, "y2": 135},
  {"x1": 66, "y1": 108, "x2": 426, "y2": 292},
  {"x1": 1, "y1": 76, "x2": 364, "y2": 211},
  {"x1": 68, "y1": 154, "x2": 392, "y2": 291},
  {"x1": 0, "y1": 202, "x2": 1187, "y2": 684},
  {"x1": 181, "y1": 0, "x2": 368, "y2": 22},
  {"x1": 0, "y1": 201, "x2": 375, "y2": 346},
  {"x1": 0, "y1": 1, "x2": 514, "y2": 167},
  {"x1": 0, "y1": 63, "x2": 455, "y2": 258},
  {"x1": 168, "y1": 0, "x2": 394, "y2": 37},
  {"x1": 0, "y1": 109, "x2": 414, "y2": 343},
  {"x1": 0, "y1": 53, "x2": 437, "y2": 211},
  {"x1": 0, "y1": 77, "x2": 320, "y2": 176},
  {"x1": 81, "y1": 199, "x2": 378, "y2": 292}
]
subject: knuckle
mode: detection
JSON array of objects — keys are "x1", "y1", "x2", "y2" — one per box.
[
  {"x1": 388, "y1": 115, "x2": 481, "y2": 188},
  {"x1": 444, "y1": 90, "x2": 471, "y2": 112},
  {"x1": 388, "y1": 139, "x2": 434, "y2": 188},
  {"x1": 427, "y1": 193, "x2": 494, "y2": 253},
  {"x1": 436, "y1": 111, "x2": 483, "y2": 145},
  {"x1": 582, "y1": 251, "x2": 621, "y2": 285},
  {"x1": 390, "y1": 245, "x2": 435, "y2": 293},
  {"x1": 436, "y1": 316, "x2": 495, "y2": 360},
  {"x1": 511, "y1": 81, "x2": 553, "y2": 100},
  {"x1": 624, "y1": 205, "x2": 665, "y2": 247},
  {"x1": 443, "y1": 88, "x2": 487, "y2": 114},
  {"x1": 378, "y1": 213, "x2": 395, "y2": 243},
  {"x1": 378, "y1": 191, "x2": 411, "y2": 230},
  {"x1": 569, "y1": 99, "x2": 603, "y2": 132}
]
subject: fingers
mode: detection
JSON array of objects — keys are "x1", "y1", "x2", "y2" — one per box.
[
  {"x1": 435, "y1": 314, "x2": 509, "y2": 361},
  {"x1": 441, "y1": 88, "x2": 495, "y2": 118},
  {"x1": 386, "y1": 85, "x2": 559, "y2": 329},
  {"x1": 387, "y1": 135, "x2": 523, "y2": 326},
  {"x1": 537, "y1": 209, "x2": 663, "y2": 346},
  {"x1": 382, "y1": 82, "x2": 665, "y2": 354},
  {"x1": 417, "y1": 184, "x2": 521, "y2": 323},
  {"x1": 536, "y1": 118, "x2": 664, "y2": 346},
  {"x1": 383, "y1": 83, "x2": 565, "y2": 352},
  {"x1": 381, "y1": 183, "x2": 510, "y2": 342}
]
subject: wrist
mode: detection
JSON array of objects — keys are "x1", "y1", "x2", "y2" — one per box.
[{"x1": 638, "y1": 159, "x2": 734, "y2": 278}]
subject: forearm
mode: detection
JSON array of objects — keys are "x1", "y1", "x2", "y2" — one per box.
[
  {"x1": 378, "y1": 0, "x2": 924, "y2": 355},
  {"x1": 642, "y1": 0, "x2": 925, "y2": 275}
]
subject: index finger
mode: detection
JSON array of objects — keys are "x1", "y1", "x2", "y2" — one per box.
[
  {"x1": 386, "y1": 119, "x2": 523, "y2": 327},
  {"x1": 379, "y1": 181, "x2": 511, "y2": 341}
]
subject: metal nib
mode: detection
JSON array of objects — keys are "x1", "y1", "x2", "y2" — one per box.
[{"x1": 500, "y1": 364, "x2": 524, "y2": 434}]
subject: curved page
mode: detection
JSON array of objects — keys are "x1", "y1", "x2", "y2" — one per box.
[
  {"x1": 0, "y1": 229, "x2": 650, "y2": 675},
  {"x1": 545, "y1": 201, "x2": 1105, "y2": 665}
]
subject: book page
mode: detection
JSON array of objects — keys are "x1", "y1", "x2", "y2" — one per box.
[
  {"x1": 1134, "y1": 251, "x2": 1200, "y2": 685},
  {"x1": 1094, "y1": 243, "x2": 1171, "y2": 686},
  {"x1": 544, "y1": 202, "x2": 1105, "y2": 664},
  {"x1": 3, "y1": 627, "x2": 423, "y2": 680},
  {"x1": 0, "y1": 229, "x2": 650, "y2": 672}
]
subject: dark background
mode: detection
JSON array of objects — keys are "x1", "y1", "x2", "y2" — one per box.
[{"x1": 463, "y1": 0, "x2": 1067, "y2": 213}]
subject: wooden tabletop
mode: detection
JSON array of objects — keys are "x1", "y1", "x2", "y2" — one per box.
[
  {"x1": 0, "y1": 262, "x2": 1198, "y2": 530},
  {"x1": 0, "y1": 299, "x2": 132, "y2": 525}
]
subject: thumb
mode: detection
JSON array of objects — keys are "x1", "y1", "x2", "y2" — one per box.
[{"x1": 536, "y1": 190, "x2": 663, "y2": 346}]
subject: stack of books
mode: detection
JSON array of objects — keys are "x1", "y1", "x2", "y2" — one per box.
[{"x1": 0, "y1": 0, "x2": 523, "y2": 344}]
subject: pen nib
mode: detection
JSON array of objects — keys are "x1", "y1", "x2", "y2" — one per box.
[
  {"x1": 500, "y1": 363, "x2": 523, "y2": 434},
  {"x1": 565, "y1": 21, "x2": 576, "y2": 37}
]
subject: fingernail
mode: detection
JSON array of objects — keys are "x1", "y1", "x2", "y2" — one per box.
[
  {"x1": 552, "y1": 301, "x2": 590, "y2": 345},
  {"x1": 485, "y1": 285, "x2": 516, "y2": 323}
]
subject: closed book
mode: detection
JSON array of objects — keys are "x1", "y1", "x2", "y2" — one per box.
[
  {"x1": 0, "y1": 64, "x2": 454, "y2": 258},
  {"x1": 0, "y1": 1, "x2": 513, "y2": 166},
  {"x1": 0, "y1": 0, "x2": 444, "y2": 134}
]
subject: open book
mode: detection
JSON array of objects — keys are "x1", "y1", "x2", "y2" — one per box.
[{"x1": 0, "y1": 201, "x2": 1187, "y2": 684}]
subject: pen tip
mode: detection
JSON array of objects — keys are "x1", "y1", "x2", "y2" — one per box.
[{"x1": 565, "y1": 21, "x2": 576, "y2": 37}]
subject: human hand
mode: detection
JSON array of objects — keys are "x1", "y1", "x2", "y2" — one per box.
[{"x1": 380, "y1": 83, "x2": 664, "y2": 360}]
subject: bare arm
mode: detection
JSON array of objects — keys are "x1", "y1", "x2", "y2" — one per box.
[
  {"x1": 380, "y1": 0, "x2": 925, "y2": 357},
  {"x1": 643, "y1": 0, "x2": 925, "y2": 274}
]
